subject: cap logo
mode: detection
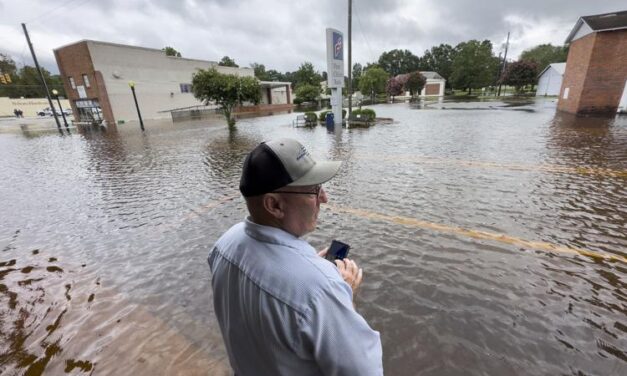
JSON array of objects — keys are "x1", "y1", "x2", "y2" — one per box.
[{"x1": 296, "y1": 145, "x2": 310, "y2": 161}]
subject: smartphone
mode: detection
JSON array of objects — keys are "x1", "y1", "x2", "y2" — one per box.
[{"x1": 325, "y1": 240, "x2": 350, "y2": 263}]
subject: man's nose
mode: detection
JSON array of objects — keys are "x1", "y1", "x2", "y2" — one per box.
[{"x1": 318, "y1": 187, "x2": 328, "y2": 203}]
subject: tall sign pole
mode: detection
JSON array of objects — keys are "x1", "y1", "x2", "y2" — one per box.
[
  {"x1": 22, "y1": 23, "x2": 62, "y2": 132},
  {"x1": 347, "y1": 0, "x2": 352, "y2": 120},
  {"x1": 326, "y1": 28, "x2": 344, "y2": 130}
]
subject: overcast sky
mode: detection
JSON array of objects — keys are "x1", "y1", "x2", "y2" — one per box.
[{"x1": 0, "y1": 0, "x2": 625, "y2": 74}]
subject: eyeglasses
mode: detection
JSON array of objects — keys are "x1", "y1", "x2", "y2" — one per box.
[{"x1": 274, "y1": 185, "x2": 322, "y2": 198}]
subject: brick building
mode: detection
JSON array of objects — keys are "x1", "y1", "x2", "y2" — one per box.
[
  {"x1": 557, "y1": 10, "x2": 627, "y2": 115},
  {"x1": 54, "y1": 40, "x2": 293, "y2": 125}
]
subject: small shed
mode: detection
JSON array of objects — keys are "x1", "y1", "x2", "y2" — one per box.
[
  {"x1": 536, "y1": 63, "x2": 566, "y2": 96},
  {"x1": 420, "y1": 71, "x2": 446, "y2": 97}
]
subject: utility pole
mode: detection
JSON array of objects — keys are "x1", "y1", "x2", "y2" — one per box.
[
  {"x1": 347, "y1": 0, "x2": 352, "y2": 121},
  {"x1": 497, "y1": 31, "x2": 510, "y2": 97},
  {"x1": 22, "y1": 23, "x2": 62, "y2": 132}
]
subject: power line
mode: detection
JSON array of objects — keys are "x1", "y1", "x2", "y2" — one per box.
[
  {"x1": 354, "y1": 0, "x2": 376, "y2": 63},
  {"x1": 25, "y1": 0, "x2": 91, "y2": 24}
]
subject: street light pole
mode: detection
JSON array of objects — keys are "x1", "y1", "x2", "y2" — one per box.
[
  {"x1": 51, "y1": 89, "x2": 69, "y2": 131},
  {"x1": 128, "y1": 81, "x2": 145, "y2": 131}
]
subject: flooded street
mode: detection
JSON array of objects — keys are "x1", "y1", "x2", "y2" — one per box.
[{"x1": 1, "y1": 98, "x2": 626, "y2": 375}]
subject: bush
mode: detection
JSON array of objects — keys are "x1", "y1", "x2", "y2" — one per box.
[
  {"x1": 304, "y1": 112, "x2": 317, "y2": 125},
  {"x1": 351, "y1": 108, "x2": 376, "y2": 121},
  {"x1": 361, "y1": 108, "x2": 376, "y2": 120}
]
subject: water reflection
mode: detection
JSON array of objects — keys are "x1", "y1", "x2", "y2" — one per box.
[{"x1": 1, "y1": 101, "x2": 626, "y2": 375}]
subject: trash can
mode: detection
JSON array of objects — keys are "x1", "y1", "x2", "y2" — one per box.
[{"x1": 325, "y1": 112, "x2": 334, "y2": 129}]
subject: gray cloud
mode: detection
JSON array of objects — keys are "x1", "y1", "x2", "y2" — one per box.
[{"x1": 0, "y1": 0, "x2": 624, "y2": 75}]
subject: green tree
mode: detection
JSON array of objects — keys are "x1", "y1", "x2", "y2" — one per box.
[
  {"x1": 377, "y1": 49, "x2": 421, "y2": 76},
  {"x1": 250, "y1": 63, "x2": 269, "y2": 80},
  {"x1": 500, "y1": 60, "x2": 538, "y2": 94},
  {"x1": 192, "y1": 68, "x2": 260, "y2": 128},
  {"x1": 162, "y1": 46, "x2": 182, "y2": 57},
  {"x1": 420, "y1": 44, "x2": 456, "y2": 86},
  {"x1": 266, "y1": 69, "x2": 285, "y2": 81},
  {"x1": 450, "y1": 40, "x2": 499, "y2": 94},
  {"x1": 292, "y1": 62, "x2": 322, "y2": 89},
  {"x1": 351, "y1": 63, "x2": 362, "y2": 92},
  {"x1": 359, "y1": 66, "x2": 389, "y2": 102},
  {"x1": 294, "y1": 83, "x2": 320, "y2": 103},
  {"x1": 520, "y1": 44, "x2": 568, "y2": 72},
  {"x1": 218, "y1": 56, "x2": 239, "y2": 67}
]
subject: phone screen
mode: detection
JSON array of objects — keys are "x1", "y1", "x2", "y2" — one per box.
[{"x1": 325, "y1": 240, "x2": 350, "y2": 262}]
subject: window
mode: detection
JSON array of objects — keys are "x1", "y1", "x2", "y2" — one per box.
[
  {"x1": 180, "y1": 83, "x2": 192, "y2": 93},
  {"x1": 82, "y1": 74, "x2": 90, "y2": 88},
  {"x1": 69, "y1": 76, "x2": 76, "y2": 89}
]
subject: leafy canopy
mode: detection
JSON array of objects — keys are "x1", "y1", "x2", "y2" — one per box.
[
  {"x1": 359, "y1": 66, "x2": 389, "y2": 95},
  {"x1": 450, "y1": 40, "x2": 499, "y2": 93},
  {"x1": 500, "y1": 60, "x2": 539, "y2": 93},
  {"x1": 420, "y1": 44, "x2": 456, "y2": 85},
  {"x1": 162, "y1": 46, "x2": 181, "y2": 57},
  {"x1": 294, "y1": 84, "x2": 320, "y2": 103},
  {"x1": 191, "y1": 68, "x2": 260, "y2": 127},
  {"x1": 377, "y1": 49, "x2": 421, "y2": 77},
  {"x1": 218, "y1": 56, "x2": 239, "y2": 67},
  {"x1": 520, "y1": 44, "x2": 568, "y2": 72}
]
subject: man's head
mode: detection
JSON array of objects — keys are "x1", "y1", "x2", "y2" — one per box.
[{"x1": 240, "y1": 138, "x2": 341, "y2": 237}]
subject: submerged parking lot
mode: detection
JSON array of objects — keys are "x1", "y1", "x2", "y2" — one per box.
[{"x1": 1, "y1": 98, "x2": 626, "y2": 375}]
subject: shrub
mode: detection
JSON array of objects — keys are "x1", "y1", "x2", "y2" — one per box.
[
  {"x1": 361, "y1": 108, "x2": 376, "y2": 120},
  {"x1": 304, "y1": 112, "x2": 317, "y2": 125}
]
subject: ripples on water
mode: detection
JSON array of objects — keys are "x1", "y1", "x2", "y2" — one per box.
[{"x1": 1, "y1": 99, "x2": 626, "y2": 375}]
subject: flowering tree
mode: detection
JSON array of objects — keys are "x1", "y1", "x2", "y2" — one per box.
[
  {"x1": 405, "y1": 71, "x2": 427, "y2": 98},
  {"x1": 386, "y1": 76, "x2": 404, "y2": 101},
  {"x1": 500, "y1": 60, "x2": 539, "y2": 94}
]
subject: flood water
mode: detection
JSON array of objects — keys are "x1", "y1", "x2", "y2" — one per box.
[{"x1": 1, "y1": 98, "x2": 626, "y2": 375}]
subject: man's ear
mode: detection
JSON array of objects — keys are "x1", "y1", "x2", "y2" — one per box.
[{"x1": 263, "y1": 193, "x2": 285, "y2": 219}]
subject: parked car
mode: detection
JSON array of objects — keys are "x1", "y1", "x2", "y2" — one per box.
[{"x1": 37, "y1": 107, "x2": 72, "y2": 117}]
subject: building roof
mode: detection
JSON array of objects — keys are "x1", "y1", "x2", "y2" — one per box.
[
  {"x1": 565, "y1": 10, "x2": 627, "y2": 43},
  {"x1": 419, "y1": 71, "x2": 444, "y2": 80},
  {"x1": 259, "y1": 81, "x2": 291, "y2": 88},
  {"x1": 537, "y1": 62, "x2": 566, "y2": 78}
]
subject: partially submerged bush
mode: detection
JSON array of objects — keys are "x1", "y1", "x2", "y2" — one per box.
[{"x1": 304, "y1": 112, "x2": 317, "y2": 125}]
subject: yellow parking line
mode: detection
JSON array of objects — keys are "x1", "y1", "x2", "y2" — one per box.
[
  {"x1": 326, "y1": 205, "x2": 627, "y2": 264},
  {"x1": 357, "y1": 155, "x2": 627, "y2": 178}
]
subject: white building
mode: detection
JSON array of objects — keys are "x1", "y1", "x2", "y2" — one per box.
[
  {"x1": 536, "y1": 63, "x2": 566, "y2": 97},
  {"x1": 419, "y1": 71, "x2": 446, "y2": 97},
  {"x1": 54, "y1": 40, "x2": 293, "y2": 125}
]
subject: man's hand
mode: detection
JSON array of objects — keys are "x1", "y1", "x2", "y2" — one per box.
[
  {"x1": 317, "y1": 247, "x2": 329, "y2": 258},
  {"x1": 334, "y1": 258, "x2": 363, "y2": 293}
]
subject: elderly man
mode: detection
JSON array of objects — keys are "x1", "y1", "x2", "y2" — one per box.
[{"x1": 208, "y1": 138, "x2": 383, "y2": 376}]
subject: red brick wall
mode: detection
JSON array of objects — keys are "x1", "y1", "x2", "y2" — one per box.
[
  {"x1": 578, "y1": 30, "x2": 627, "y2": 114},
  {"x1": 558, "y1": 30, "x2": 627, "y2": 114},
  {"x1": 54, "y1": 41, "x2": 115, "y2": 123},
  {"x1": 557, "y1": 33, "x2": 595, "y2": 114}
]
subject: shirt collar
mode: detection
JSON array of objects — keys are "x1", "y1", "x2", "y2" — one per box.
[{"x1": 244, "y1": 217, "x2": 316, "y2": 255}]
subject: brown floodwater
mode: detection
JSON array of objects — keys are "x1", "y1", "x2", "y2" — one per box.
[{"x1": 1, "y1": 98, "x2": 626, "y2": 375}]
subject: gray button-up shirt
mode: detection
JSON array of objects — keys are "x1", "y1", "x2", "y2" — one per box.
[{"x1": 208, "y1": 218, "x2": 383, "y2": 376}]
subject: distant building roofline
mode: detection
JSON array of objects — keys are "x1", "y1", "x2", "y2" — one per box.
[{"x1": 53, "y1": 39, "x2": 253, "y2": 70}]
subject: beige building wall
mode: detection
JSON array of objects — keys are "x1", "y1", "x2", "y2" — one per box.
[
  {"x1": 82, "y1": 41, "x2": 254, "y2": 122},
  {"x1": 0, "y1": 97, "x2": 71, "y2": 117}
]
